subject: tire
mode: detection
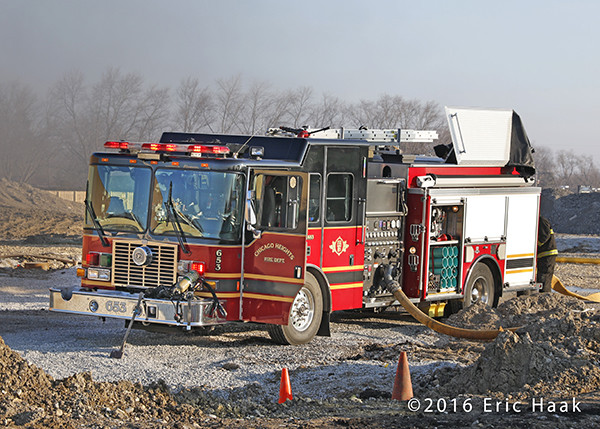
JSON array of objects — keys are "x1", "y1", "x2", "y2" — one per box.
[
  {"x1": 463, "y1": 263, "x2": 495, "y2": 307},
  {"x1": 268, "y1": 271, "x2": 323, "y2": 345},
  {"x1": 186, "y1": 326, "x2": 215, "y2": 336}
]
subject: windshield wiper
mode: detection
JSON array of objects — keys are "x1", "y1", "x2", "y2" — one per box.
[
  {"x1": 84, "y1": 198, "x2": 110, "y2": 247},
  {"x1": 106, "y1": 211, "x2": 144, "y2": 232},
  {"x1": 165, "y1": 182, "x2": 191, "y2": 254}
]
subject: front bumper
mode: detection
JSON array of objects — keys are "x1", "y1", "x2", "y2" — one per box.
[{"x1": 49, "y1": 287, "x2": 226, "y2": 327}]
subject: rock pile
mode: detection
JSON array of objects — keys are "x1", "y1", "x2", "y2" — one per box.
[
  {"x1": 0, "y1": 336, "x2": 203, "y2": 428},
  {"x1": 419, "y1": 293, "x2": 600, "y2": 399},
  {"x1": 545, "y1": 190, "x2": 600, "y2": 235},
  {"x1": 0, "y1": 178, "x2": 83, "y2": 242}
]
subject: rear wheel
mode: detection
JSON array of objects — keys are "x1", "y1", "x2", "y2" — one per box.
[
  {"x1": 463, "y1": 263, "x2": 495, "y2": 307},
  {"x1": 268, "y1": 271, "x2": 323, "y2": 345}
]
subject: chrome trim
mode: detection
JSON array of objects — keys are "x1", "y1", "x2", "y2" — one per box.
[
  {"x1": 113, "y1": 240, "x2": 177, "y2": 288},
  {"x1": 49, "y1": 287, "x2": 225, "y2": 327}
]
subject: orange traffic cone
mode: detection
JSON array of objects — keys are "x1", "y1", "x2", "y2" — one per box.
[
  {"x1": 278, "y1": 368, "x2": 293, "y2": 403},
  {"x1": 392, "y1": 351, "x2": 413, "y2": 401}
]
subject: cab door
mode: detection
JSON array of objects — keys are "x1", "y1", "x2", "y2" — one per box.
[
  {"x1": 242, "y1": 170, "x2": 308, "y2": 324},
  {"x1": 322, "y1": 147, "x2": 366, "y2": 310}
]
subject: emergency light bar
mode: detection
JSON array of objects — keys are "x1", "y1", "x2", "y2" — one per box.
[
  {"x1": 104, "y1": 141, "x2": 142, "y2": 151},
  {"x1": 104, "y1": 141, "x2": 230, "y2": 157},
  {"x1": 104, "y1": 141, "x2": 129, "y2": 149},
  {"x1": 188, "y1": 145, "x2": 230, "y2": 155},
  {"x1": 141, "y1": 143, "x2": 179, "y2": 152}
]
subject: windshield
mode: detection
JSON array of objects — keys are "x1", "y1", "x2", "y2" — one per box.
[
  {"x1": 151, "y1": 169, "x2": 244, "y2": 241},
  {"x1": 86, "y1": 165, "x2": 152, "y2": 232}
]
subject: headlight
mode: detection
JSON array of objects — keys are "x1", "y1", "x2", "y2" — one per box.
[{"x1": 87, "y1": 268, "x2": 111, "y2": 281}]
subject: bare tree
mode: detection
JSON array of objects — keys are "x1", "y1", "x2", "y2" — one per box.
[
  {"x1": 346, "y1": 95, "x2": 445, "y2": 155},
  {"x1": 285, "y1": 86, "x2": 314, "y2": 128},
  {"x1": 262, "y1": 90, "x2": 293, "y2": 129},
  {"x1": 309, "y1": 93, "x2": 346, "y2": 128},
  {"x1": 46, "y1": 68, "x2": 170, "y2": 186},
  {"x1": 238, "y1": 81, "x2": 273, "y2": 134},
  {"x1": 13, "y1": 70, "x2": 598, "y2": 193},
  {"x1": 532, "y1": 146, "x2": 556, "y2": 187},
  {"x1": 214, "y1": 75, "x2": 244, "y2": 133},
  {"x1": 174, "y1": 77, "x2": 213, "y2": 132},
  {"x1": 555, "y1": 150, "x2": 580, "y2": 188},
  {"x1": 131, "y1": 85, "x2": 171, "y2": 140},
  {"x1": 48, "y1": 71, "x2": 90, "y2": 163},
  {"x1": 0, "y1": 81, "x2": 43, "y2": 183}
]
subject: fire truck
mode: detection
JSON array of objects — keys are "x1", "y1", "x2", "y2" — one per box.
[{"x1": 50, "y1": 107, "x2": 540, "y2": 345}]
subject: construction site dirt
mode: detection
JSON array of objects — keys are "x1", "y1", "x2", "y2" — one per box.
[{"x1": 1, "y1": 182, "x2": 600, "y2": 428}]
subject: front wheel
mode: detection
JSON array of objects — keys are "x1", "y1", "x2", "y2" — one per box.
[
  {"x1": 268, "y1": 272, "x2": 323, "y2": 345},
  {"x1": 463, "y1": 262, "x2": 496, "y2": 307}
]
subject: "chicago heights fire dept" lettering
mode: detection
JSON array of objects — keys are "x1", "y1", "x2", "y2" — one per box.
[{"x1": 254, "y1": 242, "x2": 295, "y2": 261}]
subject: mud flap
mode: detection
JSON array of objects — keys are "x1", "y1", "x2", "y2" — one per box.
[{"x1": 317, "y1": 311, "x2": 330, "y2": 336}]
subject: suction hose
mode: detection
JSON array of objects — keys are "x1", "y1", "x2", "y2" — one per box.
[
  {"x1": 552, "y1": 275, "x2": 600, "y2": 303},
  {"x1": 383, "y1": 266, "x2": 519, "y2": 340}
]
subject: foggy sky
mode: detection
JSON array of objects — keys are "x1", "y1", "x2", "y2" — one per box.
[{"x1": 1, "y1": 0, "x2": 599, "y2": 159}]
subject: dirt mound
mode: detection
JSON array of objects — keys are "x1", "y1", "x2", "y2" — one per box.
[
  {"x1": 0, "y1": 335, "x2": 204, "y2": 428},
  {"x1": 547, "y1": 191, "x2": 600, "y2": 234},
  {"x1": 446, "y1": 293, "x2": 588, "y2": 330},
  {"x1": 418, "y1": 293, "x2": 600, "y2": 399},
  {"x1": 0, "y1": 179, "x2": 83, "y2": 242}
]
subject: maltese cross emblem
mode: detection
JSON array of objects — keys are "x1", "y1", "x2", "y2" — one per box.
[{"x1": 329, "y1": 236, "x2": 349, "y2": 256}]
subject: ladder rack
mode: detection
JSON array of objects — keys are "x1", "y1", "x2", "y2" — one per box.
[{"x1": 268, "y1": 127, "x2": 438, "y2": 143}]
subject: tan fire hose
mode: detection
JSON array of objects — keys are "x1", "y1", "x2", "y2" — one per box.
[
  {"x1": 385, "y1": 274, "x2": 599, "y2": 341},
  {"x1": 556, "y1": 256, "x2": 600, "y2": 264},
  {"x1": 383, "y1": 254, "x2": 600, "y2": 340},
  {"x1": 552, "y1": 275, "x2": 600, "y2": 303},
  {"x1": 386, "y1": 281, "x2": 519, "y2": 340}
]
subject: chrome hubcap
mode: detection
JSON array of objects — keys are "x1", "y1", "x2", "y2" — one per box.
[
  {"x1": 289, "y1": 287, "x2": 315, "y2": 332},
  {"x1": 471, "y1": 276, "x2": 489, "y2": 304}
]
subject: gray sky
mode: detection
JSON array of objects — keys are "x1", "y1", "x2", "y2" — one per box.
[{"x1": 1, "y1": 0, "x2": 599, "y2": 158}]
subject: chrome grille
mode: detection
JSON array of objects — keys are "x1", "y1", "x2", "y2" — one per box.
[{"x1": 112, "y1": 241, "x2": 178, "y2": 288}]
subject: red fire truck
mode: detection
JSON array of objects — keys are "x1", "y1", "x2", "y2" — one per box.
[{"x1": 50, "y1": 107, "x2": 540, "y2": 345}]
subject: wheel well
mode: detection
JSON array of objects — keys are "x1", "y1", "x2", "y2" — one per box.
[
  {"x1": 306, "y1": 265, "x2": 332, "y2": 337},
  {"x1": 472, "y1": 256, "x2": 502, "y2": 307},
  {"x1": 306, "y1": 265, "x2": 331, "y2": 313}
]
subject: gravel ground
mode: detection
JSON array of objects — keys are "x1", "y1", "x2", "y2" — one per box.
[
  {"x1": 0, "y1": 264, "x2": 442, "y2": 399},
  {"x1": 1, "y1": 241, "x2": 600, "y2": 428}
]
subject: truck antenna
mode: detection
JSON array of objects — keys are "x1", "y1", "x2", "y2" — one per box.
[{"x1": 233, "y1": 132, "x2": 258, "y2": 159}]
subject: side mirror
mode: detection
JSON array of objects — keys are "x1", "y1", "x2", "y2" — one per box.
[
  {"x1": 245, "y1": 191, "x2": 262, "y2": 239},
  {"x1": 245, "y1": 190, "x2": 257, "y2": 225}
]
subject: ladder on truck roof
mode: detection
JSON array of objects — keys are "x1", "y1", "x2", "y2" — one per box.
[{"x1": 268, "y1": 127, "x2": 438, "y2": 143}]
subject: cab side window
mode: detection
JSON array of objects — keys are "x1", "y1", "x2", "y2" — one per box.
[
  {"x1": 326, "y1": 173, "x2": 353, "y2": 222},
  {"x1": 308, "y1": 174, "x2": 321, "y2": 224},
  {"x1": 254, "y1": 174, "x2": 301, "y2": 229}
]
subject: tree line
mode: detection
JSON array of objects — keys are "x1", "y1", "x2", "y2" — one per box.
[
  {"x1": 533, "y1": 146, "x2": 600, "y2": 190},
  {"x1": 0, "y1": 68, "x2": 595, "y2": 190}
]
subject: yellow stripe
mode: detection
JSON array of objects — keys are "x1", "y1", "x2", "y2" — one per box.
[
  {"x1": 507, "y1": 253, "x2": 534, "y2": 259},
  {"x1": 244, "y1": 273, "x2": 304, "y2": 284},
  {"x1": 194, "y1": 292, "x2": 240, "y2": 299},
  {"x1": 538, "y1": 249, "x2": 558, "y2": 258},
  {"x1": 206, "y1": 272, "x2": 242, "y2": 279},
  {"x1": 506, "y1": 268, "x2": 534, "y2": 274},
  {"x1": 427, "y1": 290, "x2": 459, "y2": 295},
  {"x1": 330, "y1": 282, "x2": 363, "y2": 290},
  {"x1": 243, "y1": 292, "x2": 295, "y2": 303},
  {"x1": 82, "y1": 280, "x2": 113, "y2": 287},
  {"x1": 322, "y1": 265, "x2": 364, "y2": 273},
  {"x1": 255, "y1": 231, "x2": 306, "y2": 238}
]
